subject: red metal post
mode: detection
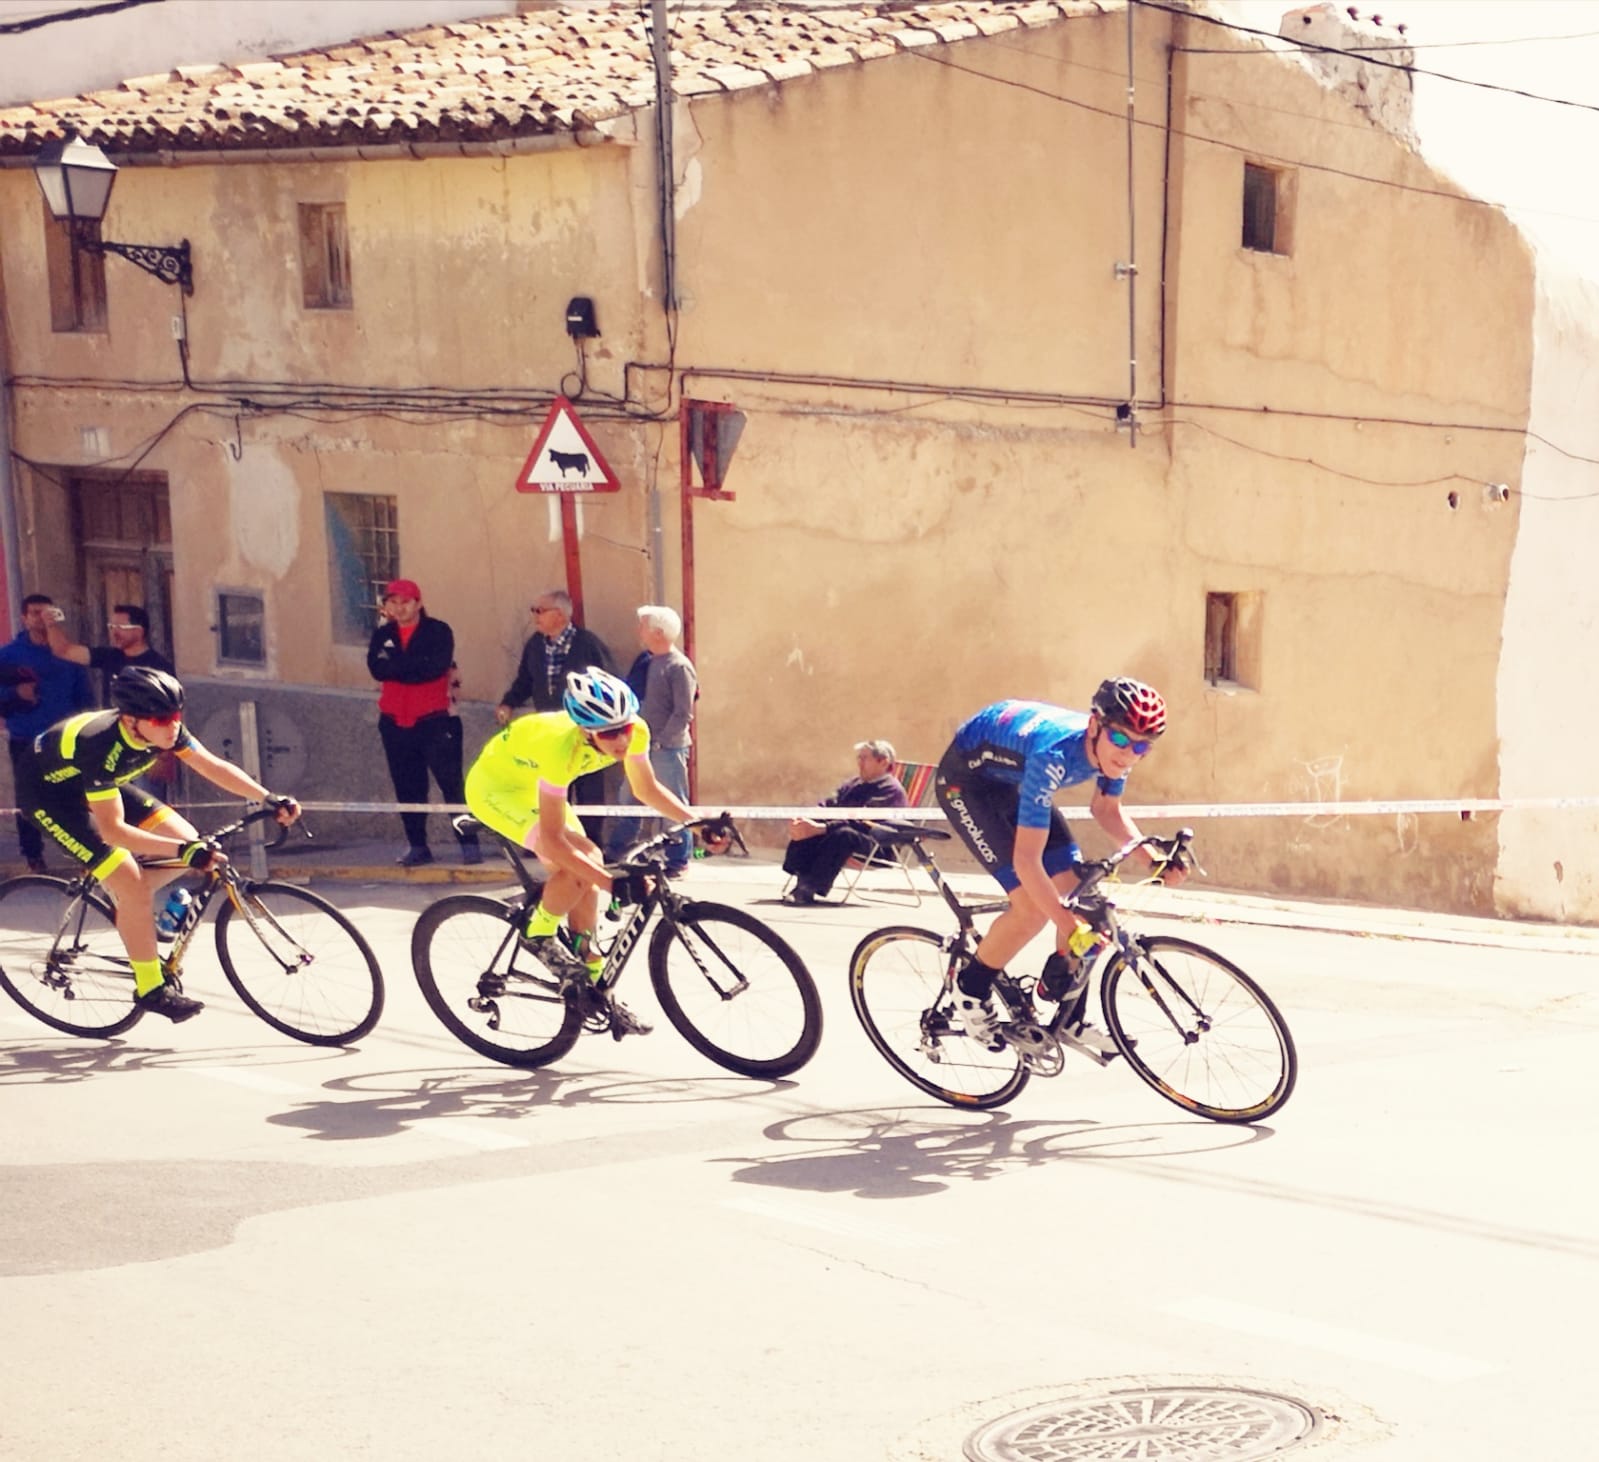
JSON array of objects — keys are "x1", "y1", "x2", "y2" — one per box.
[{"x1": 560, "y1": 495, "x2": 585, "y2": 624}]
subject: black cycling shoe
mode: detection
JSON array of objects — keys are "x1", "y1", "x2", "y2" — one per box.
[
  {"x1": 608, "y1": 998, "x2": 653, "y2": 1041},
  {"x1": 138, "y1": 982, "x2": 205, "y2": 1024}
]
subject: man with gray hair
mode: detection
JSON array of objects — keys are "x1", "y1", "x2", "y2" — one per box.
[
  {"x1": 781, "y1": 739, "x2": 909, "y2": 905},
  {"x1": 603, "y1": 605, "x2": 698, "y2": 876},
  {"x1": 498, "y1": 588, "x2": 613, "y2": 838}
]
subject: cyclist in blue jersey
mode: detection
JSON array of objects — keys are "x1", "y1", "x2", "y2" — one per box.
[{"x1": 934, "y1": 677, "x2": 1188, "y2": 1062}]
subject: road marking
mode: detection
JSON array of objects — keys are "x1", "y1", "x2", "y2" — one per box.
[
  {"x1": 187, "y1": 1065, "x2": 311, "y2": 1095},
  {"x1": 1164, "y1": 1295, "x2": 1495, "y2": 1381},
  {"x1": 723, "y1": 1193, "x2": 946, "y2": 1249},
  {"x1": 410, "y1": 1117, "x2": 528, "y2": 1150}
]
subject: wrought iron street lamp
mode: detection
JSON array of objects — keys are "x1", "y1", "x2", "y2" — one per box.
[{"x1": 32, "y1": 131, "x2": 192, "y2": 294}]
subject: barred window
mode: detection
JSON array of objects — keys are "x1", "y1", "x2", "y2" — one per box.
[{"x1": 325, "y1": 493, "x2": 399, "y2": 645}]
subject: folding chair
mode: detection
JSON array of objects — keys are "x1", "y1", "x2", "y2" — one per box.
[{"x1": 836, "y1": 819, "x2": 925, "y2": 906}]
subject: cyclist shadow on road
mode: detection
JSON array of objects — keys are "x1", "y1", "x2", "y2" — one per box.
[
  {"x1": 0, "y1": 1037, "x2": 355, "y2": 1087},
  {"x1": 719, "y1": 1107, "x2": 1273, "y2": 1200},
  {"x1": 266, "y1": 1065, "x2": 802, "y2": 1143}
]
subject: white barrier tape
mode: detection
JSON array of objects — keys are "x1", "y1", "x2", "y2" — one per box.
[{"x1": 9, "y1": 796, "x2": 1596, "y2": 820}]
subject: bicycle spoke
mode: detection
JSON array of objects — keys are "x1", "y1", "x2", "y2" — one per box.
[
  {"x1": 412, "y1": 894, "x2": 580, "y2": 1068},
  {"x1": 1102, "y1": 936, "x2": 1296, "y2": 1122},
  {"x1": 216, "y1": 882, "x2": 384, "y2": 1044},
  {"x1": 649, "y1": 903, "x2": 821, "y2": 1078},
  {"x1": 0, "y1": 877, "x2": 140, "y2": 1038},
  {"x1": 850, "y1": 926, "x2": 1028, "y2": 1109}
]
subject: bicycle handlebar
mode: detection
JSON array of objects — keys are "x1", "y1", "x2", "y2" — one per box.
[
  {"x1": 611, "y1": 815, "x2": 746, "y2": 870},
  {"x1": 1071, "y1": 827, "x2": 1200, "y2": 901}
]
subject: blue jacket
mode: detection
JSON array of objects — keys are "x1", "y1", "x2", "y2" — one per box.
[{"x1": 0, "y1": 632, "x2": 94, "y2": 742}]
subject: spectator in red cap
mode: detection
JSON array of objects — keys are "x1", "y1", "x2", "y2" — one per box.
[{"x1": 367, "y1": 578, "x2": 480, "y2": 867}]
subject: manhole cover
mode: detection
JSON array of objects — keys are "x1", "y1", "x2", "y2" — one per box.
[{"x1": 965, "y1": 1386, "x2": 1321, "y2": 1461}]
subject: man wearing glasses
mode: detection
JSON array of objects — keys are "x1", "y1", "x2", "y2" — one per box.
[
  {"x1": 496, "y1": 589, "x2": 613, "y2": 839},
  {"x1": 18, "y1": 666, "x2": 300, "y2": 1023},
  {"x1": 934, "y1": 677, "x2": 1188, "y2": 1060},
  {"x1": 467, "y1": 667, "x2": 712, "y2": 1038},
  {"x1": 44, "y1": 601, "x2": 173, "y2": 705}
]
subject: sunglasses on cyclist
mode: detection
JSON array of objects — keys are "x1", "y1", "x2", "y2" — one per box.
[
  {"x1": 139, "y1": 712, "x2": 182, "y2": 728},
  {"x1": 589, "y1": 723, "x2": 634, "y2": 743},
  {"x1": 1103, "y1": 725, "x2": 1155, "y2": 756}
]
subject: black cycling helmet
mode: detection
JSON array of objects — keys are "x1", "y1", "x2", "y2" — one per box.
[
  {"x1": 111, "y1": 665, "x2": 185, "y2": 719},
  {"x1": 1091, "y1": 676, "x2": 1167, "y2": 737}
]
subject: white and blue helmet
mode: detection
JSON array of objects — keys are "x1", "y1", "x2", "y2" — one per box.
[{"x1": 563, "y1": 667, "x2": 638, "y2": 730}]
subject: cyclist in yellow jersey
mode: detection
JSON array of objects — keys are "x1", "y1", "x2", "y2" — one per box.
[{"x1": 466, "y1": 668, "x2": 720, "y2": 1026}]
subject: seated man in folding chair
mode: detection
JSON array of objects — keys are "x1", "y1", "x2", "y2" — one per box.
[{"x1": 781, "y1": 739, "x2": 910, "y2": 905}]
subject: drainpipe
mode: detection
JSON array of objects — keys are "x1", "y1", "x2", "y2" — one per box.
[
  {"x1": 0, "y1": 275, "x2": 21, "y2": 635},
  {"x1": 1118, "y1": 0, "x2": 1139, "y2": 447}
]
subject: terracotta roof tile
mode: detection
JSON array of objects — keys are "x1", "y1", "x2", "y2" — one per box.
[{"x1": 0, "y1": 2, "x2": 1102, "y2": 157}]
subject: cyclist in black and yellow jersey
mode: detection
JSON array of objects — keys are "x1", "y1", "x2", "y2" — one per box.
[
  {"x1": 466, "y1": 667, "x2": 726, "y2": 1035},
  {"x1": 20, "y1": 666, "x2": 300, "y2": 1023}
]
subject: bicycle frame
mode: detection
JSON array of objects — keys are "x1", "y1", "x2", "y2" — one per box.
[{"x1": 886, "y1": 825, "x2": 1194, "y2": 1021}]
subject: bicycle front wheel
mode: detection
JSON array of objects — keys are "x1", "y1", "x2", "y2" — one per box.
[
  {"x1": 1100, "y1": 935, "x2": 1297, "y2": 1123},
  {"x1": 412, "y1": 894, "x2": 581, "y2": 1068},
  {"x1": 849, "y1": 926, "x2": 1028, "y2": 1110},
  {"x1": 0, "y1": 876, "x2": 141, "y2": 1038},
  {"x1": 215, "y1": 881, "x2": 385, "y2": 1045},
  {"x1": 649, "y1": 902, "x2": 822, "y2": 1078}
]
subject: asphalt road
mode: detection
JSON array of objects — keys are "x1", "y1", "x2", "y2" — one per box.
[{"x1": 2, "y1": 858, "x2": 1596, "y2": 1461}]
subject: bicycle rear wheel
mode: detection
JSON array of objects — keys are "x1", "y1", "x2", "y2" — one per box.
[
  {"x1": 412, "y1": 894, "x2": 581, "y2": 1068},
  {"x1": 215, "y1": 881, "x2": 385, "y2": 1044},
  {"x1": 849, "y1": 926, "x2": 1028, "y2": 1109},
  {"x1": 648, "y1": 902, "x2": 822, "y2": 1078},
  {"x1": 0, "y1": 876, "x2": 141, "y2": 1038},
  {"x1": 1100, "y1": 935, "x2": 1297, "y2": 1122}
]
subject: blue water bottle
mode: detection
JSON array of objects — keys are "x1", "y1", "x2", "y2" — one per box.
[{"x1": 155, "y1": 888, "x2": 192, "y2": 941}]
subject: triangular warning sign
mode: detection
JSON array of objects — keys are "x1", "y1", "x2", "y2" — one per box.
[{"x1": 515, "y1": 397, "x2": 620, "y2": 494}]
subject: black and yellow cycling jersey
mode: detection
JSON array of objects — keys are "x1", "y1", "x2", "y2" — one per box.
[{"x1": 22, "y1": 711, "x2": 200, "y2": 878}]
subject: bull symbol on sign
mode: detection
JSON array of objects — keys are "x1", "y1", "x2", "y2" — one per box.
[{"x1": 548, "y1": 448, "x2": 590, "y2": 478}]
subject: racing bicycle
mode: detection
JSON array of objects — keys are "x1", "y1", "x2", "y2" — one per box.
[
  {"x1": 412, "y1": 816, "x2": 823, "y2": 1077},
  {"x1": 0, "y1": 807, "x2": 385, "y2": 1044},
  {"x1": 848, "y1": 826, "x2": 1297, "y2": 1121}
]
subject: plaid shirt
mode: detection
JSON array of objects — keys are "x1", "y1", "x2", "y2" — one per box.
[{"x1": 543, "y1": 622, "x2": 577, "y2": 703}]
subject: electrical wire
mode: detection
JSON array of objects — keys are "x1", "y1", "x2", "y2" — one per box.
[{"x1": 1132, "y1": 0, "x2": 1599, "y2": 115}]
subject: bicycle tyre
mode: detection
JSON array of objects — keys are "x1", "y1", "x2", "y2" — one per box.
[
  {"x1": 849, "y1": 925, "x2": 1029, "y2": 1110},
  {"x1": 1100, "y1": 935, "x2": 1297, "y2": 1123},
  {"x1": 648, "y1": 901, "x2": 822, "y2": 1078},
  {"x1": 412, "y1": 894, "x2": 581, "y2": 1068},
  {"x1": 215, "y1": 881, "x2": 385, "y2": 1045},
  {"x1": 0, "y1": 876, "x2": 142, "y2": 1038}
]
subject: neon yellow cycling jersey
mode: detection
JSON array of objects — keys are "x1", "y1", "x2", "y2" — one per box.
[
  {"x1": 467, "y1": 711, "x2": 650, "y2": 850},
  {"x1": 471, "y1": 711, "x2": 650, "y2": 793}
]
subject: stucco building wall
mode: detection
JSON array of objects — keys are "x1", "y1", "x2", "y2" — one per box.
[{"x1": 0, "y1": 5, "x2": 1565, "y2": 914}]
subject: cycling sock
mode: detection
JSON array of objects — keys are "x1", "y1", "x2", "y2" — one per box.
[
  {"x1": 584, "y1": 956, "x2": 605, "y2": 982},
  {"x1": 132, "y1": 957, "x2": 164, "y2": 997},
  {"x1": 955, "y1": 957, "x2": 1002, "y2": 1001},
  {"x1": 525, "y1": 904, "x2": 561, "y2": 939}
]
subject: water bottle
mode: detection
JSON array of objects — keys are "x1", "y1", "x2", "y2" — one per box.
[{"x1": 155, "y1": 888, "x2": 192, "y2": 942}]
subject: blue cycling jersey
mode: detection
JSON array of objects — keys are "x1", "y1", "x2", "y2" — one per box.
[{"x1": 950, "y1": 700, "x2": 1126, "y2": 828}]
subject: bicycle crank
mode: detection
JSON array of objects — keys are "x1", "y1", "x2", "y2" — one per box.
[{"x1": 1003, "y1": 1021, "x2": 1065, "y2": 1076}]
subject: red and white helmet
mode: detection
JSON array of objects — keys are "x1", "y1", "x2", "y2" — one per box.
[{"x1": 1091, "y1": 676, "x2": 1166, "y2": 737}]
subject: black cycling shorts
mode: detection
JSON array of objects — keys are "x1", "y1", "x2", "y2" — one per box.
[
  {"x1": 934, "y1": 741, "x2": 1082, "y2": 892},
  {"x1": 21, "y1": 775, "x2": 174, "y2": 880}
]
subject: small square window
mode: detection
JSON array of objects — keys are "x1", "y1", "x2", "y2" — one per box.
[
  {"x1": 1242, "y1": 163, "x2": 1293, "y2": 255},
  {"x1": 299, "y1": 202, "x2": 352, "y2": 309},
  {"x1": 1205, "y1": 590, "x2": 1262, "y2": 690},
  {"x1": 44, "y1": 204, "x2": 107, "y2": 333},
  {"x1": 217, "y1": 590, "x2": 266, "y2": 666},
  {"x1": 325, "y1": 492, "x2": 399, "y2": 644}
]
